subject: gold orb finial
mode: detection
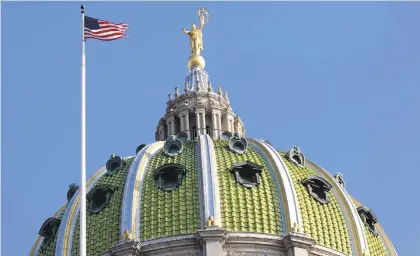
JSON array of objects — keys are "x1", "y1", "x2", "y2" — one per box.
[
  {"x1": 188, "y1": 55, "x2": 206, "y2": 69},
  {"x1": 206, "y1": 215, "x2": 217, "y2": 227}
]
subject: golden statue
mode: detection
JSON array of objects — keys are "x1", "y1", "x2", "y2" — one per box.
[
  {"x1": 122, "y1": 229, "x2": 132, "y2": 240},
  {"x1": 182, "y1": 8, "x2": 209, "y2": 56}
]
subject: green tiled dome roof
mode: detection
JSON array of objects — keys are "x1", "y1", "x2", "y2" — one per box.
[{"x1": 31, "y1": 137, "x2": 397, "y2": 256}]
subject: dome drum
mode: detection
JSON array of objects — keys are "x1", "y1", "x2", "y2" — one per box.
[{"x1": 156, "y1": 89, "x2": 245, "y2": 142}]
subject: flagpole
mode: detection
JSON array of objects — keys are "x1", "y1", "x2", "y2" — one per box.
[{"x1": 80, "y1": 4, "x2": 87, "y2": 256}]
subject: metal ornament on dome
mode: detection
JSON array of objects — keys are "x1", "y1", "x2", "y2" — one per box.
[{"x1": 182, "y1": 8, "x2": 209, "y2": 69}]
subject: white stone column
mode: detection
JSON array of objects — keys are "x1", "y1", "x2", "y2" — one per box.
[
  {"x1": 217, "y1": 114, "x2": 222, "y2": 136},
  {"x1": 231, "y1": 119, "x2": 234, "y2": 133},
  {"x1": 185, "y1": 112, "x2": 190, "y2": 139},
  {"x1": 211, "y1": 112, "x2": 217, "y2": 139},
  {"x1": 166, "y1": 121, "x2": 171, "y2": 137},
  {"x1": 166, "y1": 115, "x2": 175, "y2": 136},
  {"x1": 211, "y1": 110, "x2": 222, "y2": 139},
  {"x1": 179, "y1": 115, "x2": 185, "y2": 132},
  {"x1": 179, "y1": 109, "x2": 190, "y2": 139},
  {"x1": 171, "y1": 119, "x2": 175, "y2": 135},
  {"x1": 159, "y1": 126, "x2": 164, "y2": 141},
  {"x1": 201, "y1": 113, "x2": 207, "y2": 135},
  {"x1": 195, "y1": 111, "x2": 201, "y2": 138}
]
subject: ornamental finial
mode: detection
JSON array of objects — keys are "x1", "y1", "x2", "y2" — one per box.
[
  {"x1": 122, "y1": 229, "x2": 132, "y2": 240},
  {"x1": 206, "y1": 216, "x2": 217, "y2": 227},
  {"x1": 182, "y1": 8, "x2": 209, "y2": 69}
]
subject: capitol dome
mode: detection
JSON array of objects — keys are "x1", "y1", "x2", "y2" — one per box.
[{"x1": 30, "y1": 10, "x2": 397, "y2": 256}]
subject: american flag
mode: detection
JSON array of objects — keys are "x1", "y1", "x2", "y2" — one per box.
[{"x1": 84, "y1": 16, "x2": 129, "y2": 41}]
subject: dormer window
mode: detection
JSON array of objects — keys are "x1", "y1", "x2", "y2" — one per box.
[
  {"x1": 230, "y1": 161, "x2": 263, "y2": 188},
  {"x1": 357, "y1": 206, "x2": 379, "y2": 235},
  {"x1": 38, "y1": 217, "x2": 61, "y2": 250},
  {"x1": 153, "y1": 163, "x2": 186, "y2": 191},
  {"x1": 286, "y1": 145, "x2": 305, "y2": 167},
  {"x1": 106, "y1": 154, "x2": 125, "y2": 176},
  {"x1": 86, "y1": 185, "x2": 116, "y2": 213},
  {"x1": 301, "y1": 176, "x2": 332, "y2": 204}
]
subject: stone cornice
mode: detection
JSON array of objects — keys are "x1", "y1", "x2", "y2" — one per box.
[
  {"x1": 103, "y1": 239, "x2": 142, "y2": 256},
  {"x1": 309, "y1": 244, "x2": 348, "y2": 256},
  {"x1": 100, "y1": 231, "x2": 352, "y2": 256},
  {"x1": 196, "y1": 227, "x2": 228, "y2": 243},
  {"x1": 282, "y1": 232, "x2": 316, "y2": 250}
]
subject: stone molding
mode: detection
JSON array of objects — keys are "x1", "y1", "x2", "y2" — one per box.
[
  {"x1": 282, "y1": 232, "x2": 316, "y2": 250},
  {"x1": 102, "y1": 239, "x2": 142, "y2": 256},
  {"x1": 196, "y1": 227, "x2": 228, "y2": 242},
  {"x1": 308, "y1": 244, "x2": 348, "y2": 256},
  {"x1": 100, "y1": 231, "x2": 352, "y2": 256}
]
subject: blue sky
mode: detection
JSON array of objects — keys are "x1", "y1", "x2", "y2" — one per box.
[{"x1": 2, "y1": 2, "x2": 420, "y2": 255}]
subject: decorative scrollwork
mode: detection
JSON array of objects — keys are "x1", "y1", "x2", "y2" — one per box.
[
  {"x1": 106, "y1": 154, "x2": 125, "y2": 176},
  {"x1": 285, "y1": 145, "x2": 305, "y2": 167},
  {"x1": 164, "y1": 132, "x2": 188, "y2": 157},
  {"x1": 221, "y1": 131, "x2": 248, "y2": 154}
]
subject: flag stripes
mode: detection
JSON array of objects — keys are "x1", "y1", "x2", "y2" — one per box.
[{"x1": 84, "y1": 16, "x2": 129, "y2": 41}]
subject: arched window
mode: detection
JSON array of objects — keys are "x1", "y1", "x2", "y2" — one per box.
[
  {"x1": 153, "y1": 163, "x2": 186, "y2": 191},
  {"x1": 230, "y1": 161, "x2": 263, "y2": 188},
  {"x1": 357, "y1": 206, "x2": 379, "y2": 235},
  {"x1": 301, "y1": 176, "x2": 332, "y2": 204},
  {"x1": 86, "y1": 185, "x2": 117, "y2": 213}
]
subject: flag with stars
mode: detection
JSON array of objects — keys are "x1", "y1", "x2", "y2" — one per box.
[{"x1": 84, "y1": 16, "x2": 129, "y2": 41}]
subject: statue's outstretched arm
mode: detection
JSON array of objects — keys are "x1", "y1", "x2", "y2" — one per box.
[{"x1": 182, "y1": 28, "x2": 190, "y2": 35}]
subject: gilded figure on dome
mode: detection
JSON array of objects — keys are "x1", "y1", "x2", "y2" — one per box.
[{"x1": 182, "y1": 8, "x2": 209, "y2": 56}]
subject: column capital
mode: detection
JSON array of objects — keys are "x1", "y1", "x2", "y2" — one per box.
[
  {"x1": 178, "y1": 109, "x2": 190, "y2": 117},
  {"x1": 195, "y1": 105, "x2": 206, "y2": 113},
  {"x1": 166, "y1": 113, "x2": 176, "y2": 121},
  {"x1": 211, "y1": 107, "x2": 223, "y2": 113}
]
